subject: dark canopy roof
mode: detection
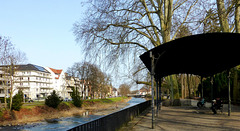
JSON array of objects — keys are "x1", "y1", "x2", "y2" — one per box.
[{"x1": 140, "y1": 33, "x2": 240, "y2": 79}]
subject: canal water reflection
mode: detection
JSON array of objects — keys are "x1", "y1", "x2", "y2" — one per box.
[{"x1": 1, "y1": 97, "x2": 145, "y2": 131}]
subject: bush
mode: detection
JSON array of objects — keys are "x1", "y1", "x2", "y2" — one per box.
[
  {"x1": 11, "y1": 90, "x2": 24, "y2": 111},
  {"x1": 45, "y1": 90, "x2": 62, "y2": 108},
  {"x1": 71, "y1": 87, "x2": 82, "y2": 107}
]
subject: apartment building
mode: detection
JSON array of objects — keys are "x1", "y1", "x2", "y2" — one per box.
[
  {"x1": 0, "y1": 63, "x2": 115, "y2": 100},
  {"x1": 65, "y1": 75, "x2": 89, "y2": 99},
  {"x1": 0, "y1": 64, "x2": 52, "y2": 99},
  {"x1": 0, "y1": 67, "x2": 10, "y2": 98},
  {"x1": 45, "y1": 67, "x2": 70, "y2": 99},
  {"x1": 14, "y1": 64, "x2": 52, "y2": 99}
]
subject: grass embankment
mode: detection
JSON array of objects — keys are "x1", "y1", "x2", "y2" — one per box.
[
  {"x1": 82, "y1": 97, "x2": 129, "y2": 111},
  {"x1": 0, "y1": 97, "x2": 129, "y2": 126}
]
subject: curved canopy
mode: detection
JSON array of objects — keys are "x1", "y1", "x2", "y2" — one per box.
[{"x1": 140, "y1": 33, "x2": 240, "y2": 79}]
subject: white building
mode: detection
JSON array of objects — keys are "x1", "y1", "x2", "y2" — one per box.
[
  {"x1": 0, "y1": 67, "x2": 10, "y2": 98},
  {"x1": 15, "y1": 64, "x2": 52, "y2": 99},
  {"x1": 0, "y1": 64, "x2": 92, "y2": 100},
  {"x1": 45, "y1": 67, "x2": 68, "y2": 98},
  {"x1": 0, "y1": 64, "x2": 52, "y2": 100}
]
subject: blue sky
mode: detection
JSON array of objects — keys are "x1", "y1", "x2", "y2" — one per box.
[{"x1": 0, "y1": 0, "x2": 86, "y2": 70}]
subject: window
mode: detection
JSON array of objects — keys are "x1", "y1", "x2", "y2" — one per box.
[{"x1": 0, "y1": 89, "x2": 4, "y2": 93}]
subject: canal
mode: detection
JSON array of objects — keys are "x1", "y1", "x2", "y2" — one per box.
[{"x1": 1, "y1": 97, "x2": 146, "y2": 131}]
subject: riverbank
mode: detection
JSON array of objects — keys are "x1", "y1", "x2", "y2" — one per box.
[{"x1": 0, "y1": 97, "x2": 131, "y2": 126}]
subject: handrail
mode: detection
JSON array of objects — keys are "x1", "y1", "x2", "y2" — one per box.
[{"x1": 67, "y1": 100, "x2": 151, "y2": 131}]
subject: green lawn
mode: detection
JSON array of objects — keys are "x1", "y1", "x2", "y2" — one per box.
[
  {"x1": 22, "y1": 97, "x2": 128, "y2": 109},
  {"x1": 22, "y1": 101, "x2": 45, "y2": 109}
]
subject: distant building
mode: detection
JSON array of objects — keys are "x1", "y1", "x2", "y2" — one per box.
[
  {"x1": 0, "y1": 63, "x2": 111, "y2": 101},
  {"x1": 65, "y1": 75, "x2": 89, "y2": 99},
  {"x1": 0, "y1": 67, "x2": 10, "y2": 98},
  {"x1": 112, "y1": 87, "x2": 118, "y2": 97},
  {"x1": 139, "y1": 87, "x2": 151, "y2": 95},
  {"x1": 45, "y1": 67, "x2": 67, "y2": 98}
]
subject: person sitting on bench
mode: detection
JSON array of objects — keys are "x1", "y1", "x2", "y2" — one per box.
[
  {"x1": 211, "y1": 98, "x2": 223, "y2": 114},
  {"x1": 211, "y1": 99, "x2": 217, "y2": 114}
]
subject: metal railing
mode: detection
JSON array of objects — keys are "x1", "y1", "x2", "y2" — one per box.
[{"x1": 67, "y1": 100, "x2": 151, "y2": 131}]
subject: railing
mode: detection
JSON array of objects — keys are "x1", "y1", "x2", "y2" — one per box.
[{"x1": 67, "y1": 100, "x2": 151, "y2": 131}]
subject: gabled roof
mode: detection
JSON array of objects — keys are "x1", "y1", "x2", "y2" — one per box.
[
  {"x1": 17, "y1": 64, "x2": 49, "y2": 73},
  {"x1": 48, "y1": 67, "x2": 63, "y2": 79},
  {"x1": 48, "y1": 67, "x2": 63, "y2": 74},
  {"x1": 140, "y1": 87, "x2": 148, "y2": 92}
]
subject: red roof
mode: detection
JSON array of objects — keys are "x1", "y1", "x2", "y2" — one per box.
[{"x1": 49, "y1": 67, "x2": 63, "y2": 79}]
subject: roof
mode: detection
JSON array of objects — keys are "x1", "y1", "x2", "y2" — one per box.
[
  {"x1": 48, "y1": 67, "x2": 63, "y2": 79},
  {"x1": 140, "y1": 87, "x2": 148, "y2": 92},
  {"x1": 140, "y1": 33, "x2": 240, "y2": 79},
  {"x1": 17, "y1": 64, "x2": 50, "y2": 73},
  {"x1": 48, "y1": 67, "x2": 63, "y2": 74}
]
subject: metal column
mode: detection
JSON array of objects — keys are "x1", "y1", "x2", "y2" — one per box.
[
  {"x1": 156, "y1": 78, "x2": 159, "y2": 117},
  {"x1": 150, "y1": 51, "x2": 155, "y2": 129},
  {"x1": 201, "y1": 77, "x2": 203, "y2": 98},
  {"x1": 228, "y1": 70, "x2": 231, "y2": 116}
]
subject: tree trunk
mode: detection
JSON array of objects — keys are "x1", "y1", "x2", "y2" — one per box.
[
  {"x1": 9, "y1": 76, "x2": 13, "y2": 110},
  {"x1": 181, "y1": 74, "x2": 184, "y2": 99},
  {"x1": 187, "y1": 74, "x2": 191, "y2": 98},
  {"x1": 235, "y1": 0, "x2": 240, "y2": 33},
  {"x1": 4, "y1": 83, "x2": 7, "y2": 109},
  {"x1": 184, "y1": 74, "x2": 187, "y2": 98},
  {"x1": 233, "y1": 67, "x2": 239, "y2": 104},
  {"x1": 174, "y1": 75, "x2": 179, "y2": 99},
  {"x1": 216, "y1": 0, "x2": 230, "y2": 32}
]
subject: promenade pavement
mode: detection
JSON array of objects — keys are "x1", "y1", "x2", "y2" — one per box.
[{"x1": 120, "y1": 105, "x2": 240, "y2": 131}]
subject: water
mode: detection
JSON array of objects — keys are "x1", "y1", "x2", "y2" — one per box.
[
  {"x1": 124, "y1": 97, "x2": 146, "y2": 109},
  {"x1": 0, "y1": 97, "x2": 145, "y2": 131}
]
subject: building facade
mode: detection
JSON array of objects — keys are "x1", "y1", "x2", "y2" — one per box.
[
  {"x1": 0, "y1": 63, "x2": 116, "y2": 100},
  {"x1": 45, "y1": 67, "x2": 68, "y2": 98},
  {"x1": 0, "y1": 64, "x2": 52, "y2": 100}
]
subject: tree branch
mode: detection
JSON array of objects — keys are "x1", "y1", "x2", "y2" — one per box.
[
  {"x1": 172, "y1": 0, "x2": 198, "y2": 40},
  {"x1": 94, "y1": 34, "x2": 149, "y2": 51}
]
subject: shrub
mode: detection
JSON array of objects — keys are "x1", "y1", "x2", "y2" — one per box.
[
  {"x1": 45, "y1": 90, "x2": 62, "y2": 108},
  {"x1": 11, "y1": 90, "x2": 24, "y2": 111},
  {"x1": 70, "y1": 87, "x2": 82, "y2": 107}
]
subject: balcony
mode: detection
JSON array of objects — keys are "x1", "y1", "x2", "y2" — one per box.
[
  {"x1": 40, "y1": 89, "x2": 52, "y2": 94},
  {"x1": 0, "y1": 93, "x2": 6, "y2": 97},
  {"x1": 40, "y1": 86, "x2": 53, "y2": 89},
  {"x1": 17, "y1": 86, "x2": 30, "y2": 89},
  {"x1": 66, "y1": 87, "x2": 73, "y2": 92}
]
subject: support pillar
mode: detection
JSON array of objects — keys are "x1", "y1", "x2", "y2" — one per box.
[
  {"x1": 156, "y1": 78, "x2": 159, "y2": 117},
  {"x1": 201, "y1": 77, "x2": 203, "y2": 98},
  {"x1": 228, "y1": 70, "x2": 231, "y2": 116},
  {"x1": 159, "y1": 78, "x2": 162, "y2": 111},
  {"x1": 170, "y1": 75, "x2": 174, "y2": 105},
  {"x1": 150, "y1": 51, "x2": 155, "y2": 129},
  {"x1": 210, "y1": 76, "x2": 214, "y2": 101}
]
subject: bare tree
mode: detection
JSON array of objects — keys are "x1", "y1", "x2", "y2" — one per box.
[
  {"x1": 119, "y1": 84, "x2": 131, "y2": 96},
  {"x1": 0, "y1": 36, "x2": 27, "y2": 110},
  {"x1": 73, "y1": 0, "x2": 204, "y2": 86},
  {"x1": 67, "y1": 62, "x2": 112, "y2": 99}
]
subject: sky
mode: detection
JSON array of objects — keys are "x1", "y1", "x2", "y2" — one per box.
[{"x1": 0, "y1": 0, "x2": 86, "y2": 71}]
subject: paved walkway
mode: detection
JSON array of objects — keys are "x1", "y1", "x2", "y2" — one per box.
[{"x1": 120, "y1": 105, "x2": 240, "y2": 131}]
